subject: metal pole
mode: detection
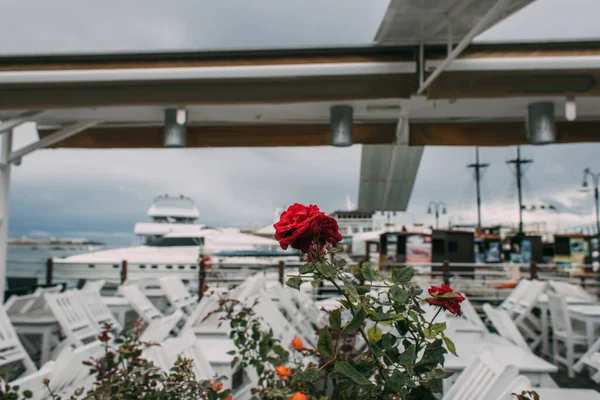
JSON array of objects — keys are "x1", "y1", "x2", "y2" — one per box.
[
  {"x1": 120, "y1": 260, "x2": 128, "y2": 284},
  {"x1": 475, "y1": 148, "x2": 483, "y2": 227},
  {"x1": 595, "y1": 183, "x2": 600, "y2": 237},
  {"x1": 198, "y1": 255, "x2": 206, "y2": 302},
  {"x1": 442, "y1": 260, "x2": 450, "y2": 285},
  {"x1": 435, "y1": 208, "x2": 440, "y2": 229},
  {"x1": 516, "y1": 147, "x2": 524, "y2": 236},
  {"x1": 46, "y1": 258, "x2": 54, "y2": 286},
  {"x1": 0, "y1": 130, "x2": 13, "y2": 298},
  {"x1": 278, "y1": 260, "x2": 285, "y2": 286}
]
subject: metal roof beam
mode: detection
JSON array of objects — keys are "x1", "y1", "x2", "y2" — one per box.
[
  {"x1": 417, "y1": 0, "x2": 513, "y2": 95},
  {"x1": 7, "y1": 120, "x2": 100, "y2": 164},
  {"x1": 0, "y1": 110, "x2": 49, "y2": 134}
]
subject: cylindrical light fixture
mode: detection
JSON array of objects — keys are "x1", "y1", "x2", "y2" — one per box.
[
  {"x1": 526, "y1": 102, "x2": 557, "y2": 145},
  {"x1": 164, "y1": 108, "x2": 187, "y2": 148},
  {"x1": 330, "y1": 105, "x2": 353, "y2": 147},
  {"x1": 565, "y1": 96, "x2": 577, "y2": 121}
]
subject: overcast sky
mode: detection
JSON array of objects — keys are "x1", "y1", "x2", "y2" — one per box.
[{"x1": 3, "y1": 0, "x2": 600, "y2": 243}]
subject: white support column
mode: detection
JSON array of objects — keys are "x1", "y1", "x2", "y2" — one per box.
[{"x1": 0, "y1": 130, "x2": 13, "y2": 298}]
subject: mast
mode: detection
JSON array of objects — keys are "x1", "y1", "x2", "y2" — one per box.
[
  {"x1": 506, "y1": 146, "x2": 533, "y2": 236},
  {"x1": 467, "y1": 147, "x2": 489, "y2": 228}
]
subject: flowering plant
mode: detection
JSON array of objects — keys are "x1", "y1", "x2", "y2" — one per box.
[{"x1": 216, "y1": 203, "x2": 465, "y2": 399}]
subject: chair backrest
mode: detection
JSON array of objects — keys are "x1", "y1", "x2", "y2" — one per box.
[
  {"x1": 460, "y1": 297, "x2": 487, "y2": 331},
  {"x1": 499, "y1": 280, "x2": 530, "y2": 311},
  {"x1": 82, "y1": 280, "x2": 106, "y2": 293},
  {"x1": 516, "y1": 280, "x2": 547, "y2": 310},
  {"x1": 46, "y1": 341, "x2": 104, "y2": 394},
  {"x1": 78, "y1": 290, "x2": 122, "y2": 332},
  {"x1": 159, "y1": 277, "x2": 195, "y2": 313},
  {"x1": 45, "y1": 290, "x2": 100, "y2": 347},
  {"x1": 547, "y1": 293, "x2": 571, "y2": 335},
  {"x1": 155, "y1": 330, "x2": 215, "y2": 379},
  {"x1": 33, "y1": 286, "x2": 62, "y2": 296},
  {"x1": 4, "y1": 293, "x2": 38, "y2": 315},
  {"x1": 483, "y1": 304, "x2": 530, "y2": 352},
  {"x1": 0, "y1": 305, "x2": 37, "y2": 380},
  {"x1": 549, "y1": 280, "x2": 595, "y2": 302},
  {"x1": 251, "y1": 295, "x2": 303, "y2": 345},
  {"x1": 120, "y1": 284, "x2": 163, "y2": 321},
  {"x1": 443, "y1": 344, "x2": 519, "y2": 400}
]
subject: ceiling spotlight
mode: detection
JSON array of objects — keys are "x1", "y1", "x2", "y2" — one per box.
[
  {"x1": 330, "y1": 105, "x2": 353, "y2": 147},
  {"x1": 164, "y1": 108, "x2": 187, "y2": 148}
]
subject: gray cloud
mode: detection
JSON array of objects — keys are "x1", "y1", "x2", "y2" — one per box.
[{"x1": 5, "y1": 0, "x2": 600, "y2": 243}]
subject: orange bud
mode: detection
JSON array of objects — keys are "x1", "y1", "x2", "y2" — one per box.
[
  {"x1": 290, "y1": 392, "x2": 308, "y2": 400},
  {"x1": 275, "y1": 365, "x2": 292, "y2": 380},
  {"x1": 291, "y1": 337, "x2": 304, "y2": 351},
  {"x1": 209, "y1": 380, "x2": 223, "y2": 391}
]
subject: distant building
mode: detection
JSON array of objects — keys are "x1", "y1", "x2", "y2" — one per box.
[{"x1": 330, "y1": 210, "x2": 375, "y2": 236}]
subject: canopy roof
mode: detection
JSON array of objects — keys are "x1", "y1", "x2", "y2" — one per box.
[{"x1": 375, "y1": 0, "x2": 535, "y2": 45}]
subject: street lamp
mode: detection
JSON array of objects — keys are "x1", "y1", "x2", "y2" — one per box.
[
  {"x1": 428, "y1": 201, "x2": 447, "y2": 229},
  {"x1": 582, "y1": 168, "x2": 600, "y2": 237}
]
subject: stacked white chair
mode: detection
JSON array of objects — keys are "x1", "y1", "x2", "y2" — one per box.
[
  {"x1": 547, "y1": 293, "x2": 588, "y2": 378},
  {"x1": 157, "y1": 277, "x2": 197, "y2": 316},
  {"x1": 442, "y1": 344, "x2": 519, "y2": 400},
  {"x1": 81, "y1": 280, "x2": 105, "y2": 293},
  {"x1": 0, "y1": 305, "x2": 37, "y2": 380},
  {"x1": 549, "y1": 280, "x2": 596, "y2": 303},
  {"x1": 119, "y1": 284, "x2": 183, "y2": 342},
  {"x1": 44, "y1": 290, "x2": 100, "y2": 347},
  {"x1": 573, "y1": 336, "x2": 600, "y2": 383},
  {"x1": 483, "y1": 304, "x2": 530, "y2": 352},
  {"x1": 77, "y1": 290, "x2": 122, "y2": 333}
]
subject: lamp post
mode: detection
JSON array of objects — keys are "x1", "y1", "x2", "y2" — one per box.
[
  {"x1": 582, "y1": 168, "x2": 600, "y2": 237},
  {"x1": 428, "y1": 201, "x2": 447, "y2": 229}
]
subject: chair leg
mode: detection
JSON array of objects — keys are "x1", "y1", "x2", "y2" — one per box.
[
  {"x1": 552, "y1": 338, "x2": 559, "y2": 364},
  {"x1": 567, "y1": 343, "x2": 575, "y2": 378}
]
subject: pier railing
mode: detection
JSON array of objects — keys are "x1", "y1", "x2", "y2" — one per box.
[{"x1": 6, "y1": 257, "x2": 600, "y2": 302}]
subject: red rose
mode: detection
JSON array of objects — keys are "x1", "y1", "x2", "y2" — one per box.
[
  {"x1": 274, "y1": 203, "x2": 342, "y2": 254},
  {"x1": 313, "y1": 214, "x2": 343, "y2": 247},
  {"x1": 425, "y1": 284, "x2": 465, "y2": 316},
  {"x1": 274, "y1": 204, "x2": 324, "y2": 253}
]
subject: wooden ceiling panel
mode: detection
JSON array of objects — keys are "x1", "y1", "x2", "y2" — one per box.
[{"x1": 38, "y1": 124, "x2": 397, "y2": 148}]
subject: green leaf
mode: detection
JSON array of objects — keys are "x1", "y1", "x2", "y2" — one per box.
[
  {"x1": 361, "y1": 263, "x2": 376, "y2": 281},
  {"x1": 291, "y1": 367, "x2": 321, "y2": 384},
  {"x1": 23, "y1": 390, "x2": 33, "y2": 399},
  {"x1": 318, "y1": 328, "x2": 334, "y2": 359},
  {"x1": 344, "y1": 308, "x2": 365, "y2": 331},
  {"x1": 356, "y1": 285, "x2": 371, "y2": 295},
  {"x1": 397, "y1": 344, "x2": 416, "y2": 365},
  {"x1": 431, "y1": 322, "x2": 447, "y2": 335},
  {"x1": 428, "y1": 368, "x2": 454, "y2": 380},
  {"x1": 343, "y1": 281, "x2": 359, "y2": 300},
  {"x1": 334, "y1": 361, "x2": 373, "y2": 387},
  {"x1": 329, "y1": 309, "x2": 342, "y2": 331},
  {"x1": 389, "y1": 285, "x2": 409, "y2": 304},
  {"x1": 299, "y1": 263, "x2": 313, "y2": 274},
  {"x1": 367, "y1": 324, "x2": 383, "y2": 343},
  {"x1": 392, "y1": 267, "x2": 414, "y2": 283},
  {"x1": 285, "y1": 276, "x2": 302, "y2": 290},
  {"x1": 442, "y1": 335, "x2": 457, "y2": 357},
  {"x1": 384, "y1": 369, "x2": 410, "y2": 394}
]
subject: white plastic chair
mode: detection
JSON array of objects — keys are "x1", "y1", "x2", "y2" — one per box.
[
  {"x1": 119, "y1": 284, "x2": 182, "y2": 342},
  {"x1": 483, "y1": 303, "x2": 530, "y2": 352},
  {"x1": 44, "y1": 290, "x2": 100, "y2": 347},
  {"x1": 82, "y1": 280, "x2": 105, "y2": 293},
  {"x1": 158, "y1": 277, "x2": 197, "y2": 315},
  {"x1": 548, "y1": 280, "x2": 596, "y2": 303},
  {"x1": 498, "y1": 280, "x2": 531, "y2": 313},
  {"x1": 442, "y1": 344, "x2": 519, "y2": 400},
  {"x1": 456, "y1": 296, "x2": 487, "y2": 332},
  {"x1": 144, "y1": 329, "x2": 215, "y2": 380},
  {"x1": 509, "y1": 280, "x2": 547, "y2": 349},
  {"x1": 0, "y1": 305, "x2": 37, "y2": 380},
  {"x1": 547, "y1": 293, "x2": 588, "y2": 378},
  {"x1": 78, "y1": 290, "x2": 122, "y2": 333},
  {"x1": 573, "y1": 336, "x2": 600, "y2": 383}
]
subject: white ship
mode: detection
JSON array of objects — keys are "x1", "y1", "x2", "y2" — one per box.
[{"x1": 53, "y1": 195, "x2": 300, "y2": 283}]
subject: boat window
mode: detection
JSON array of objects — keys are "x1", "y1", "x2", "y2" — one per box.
[
  {"x1": 151, "y1": 265, "x2": 158, "y2": 269},
  {"x1": 178, "y1": 265, "x2": 185, "y2": 270},
  {"x1": 147, "y1": 237, "x2": 204, "y2": 247},
  {"x1": 166, "y1": 265, "x2": 173, "y2": 269}
]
